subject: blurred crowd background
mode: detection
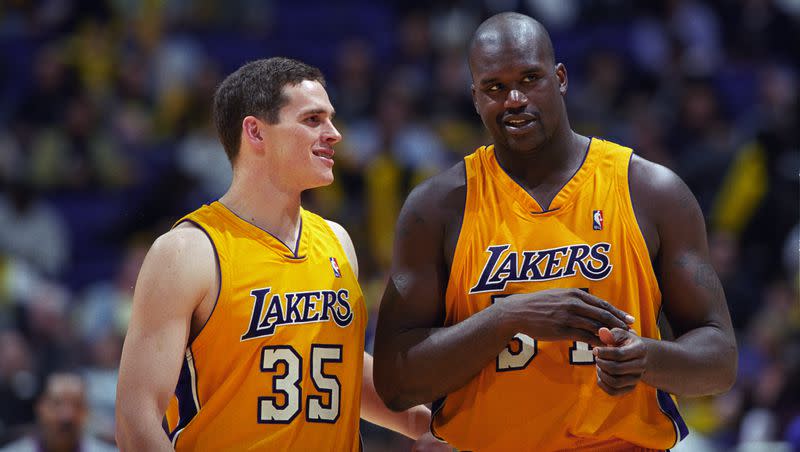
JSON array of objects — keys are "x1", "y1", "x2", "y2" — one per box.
[{"x1": 0, "y1": 0, "x2": 797, "y2": 451}]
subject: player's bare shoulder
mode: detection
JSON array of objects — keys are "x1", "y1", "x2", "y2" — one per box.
[
  {"x1": 396, "y1": 160, "x2": 467, "y2": 265},
  {"x1": 152, "y1": 222, "x2": 216, "y2": 268},
  {"x1": 628, "y1": 154, "x2": 705, "y2": 256},
  {"x1": 409, "y1": 160, "x2": 467, "y2": 214},
  {"x1": 135, "y1": 222, "x2": 217, "y2": 312},
  {"x1": 629, "y1": 154, "x2": 699, "y2": 217}
]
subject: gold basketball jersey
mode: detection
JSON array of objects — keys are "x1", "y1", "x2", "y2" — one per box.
[
  {"x1": 431, "y1": 139, "x2": 687, "y2": 451},
  {"x1": 164, "y1": 202, "x2": 367, "y2": 451}
]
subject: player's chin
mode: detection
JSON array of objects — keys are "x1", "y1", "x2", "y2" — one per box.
[
  {"x1": 308, "y1": 171, "x2": 335, "y2": 188},
  {"x1": 506, "y1": 134, "x2": 543, "y2": 153}
]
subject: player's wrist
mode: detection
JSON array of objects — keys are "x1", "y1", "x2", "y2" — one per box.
[
  {"x1": 491, "y1": 299, "x2": 522, "y2": 341},
  {"x1": 639, "y1": 336, "x2": 658, "y2": 383}
]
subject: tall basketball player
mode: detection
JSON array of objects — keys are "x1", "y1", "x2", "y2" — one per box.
[
  {"x1": 373, "y1": 12, "x2": 737, "y2": 451},
  {"x1": 115, "y1": 58, "x2": 447, "y2": 451}
]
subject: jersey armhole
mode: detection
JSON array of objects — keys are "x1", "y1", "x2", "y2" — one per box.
[
  {"x1": 319, "y1": 218, "x2": 357, "y2": 278},
  {"x1": 174, "y1": 219, "x2": 226, "y2": 351},
  {"x1": 443, "y1": 158, "x2": 477, "y2": 321},
  {"x1": 616, "y1": 152, "x2": 662, "y2": 313}
]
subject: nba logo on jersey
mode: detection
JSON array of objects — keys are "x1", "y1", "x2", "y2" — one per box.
[
  {"x1": 593, "y1": 210, "x2": 604, "y2": 230},
  {"x1": 330, "y1": 257, "x2": 342, "y2": 277}
]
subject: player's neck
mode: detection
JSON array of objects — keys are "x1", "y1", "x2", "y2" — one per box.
[
  {"x1": 219, "y1": 172, "x2": 302, "y2": 246},
  {"x1": 501, "y1": 130, "x2": 588, "y2": 185}
]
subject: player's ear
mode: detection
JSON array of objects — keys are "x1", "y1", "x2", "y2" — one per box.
[
  {"x1": 242, "y1": 116, "x2": 264, "y2": 145},
  {"x1": 471, "y1": 84, "x2": 479, "y2": 114},
  {"x1": 556, "y1": 63, "x2": 568, "y2": 95}
]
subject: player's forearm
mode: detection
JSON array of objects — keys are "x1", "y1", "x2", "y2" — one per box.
[
  {"x1": 374, "y1": 304, "x2": 517, "y2": 411},
  {"x1": 116, "y1": 403, "x2": 174, "y2": 452},
  {"x1": 115, "y1": 418, "x2": 174, "y2": 452},
  {"x1": 641, "y1": 326, "x2": 737, "y2": 396}
]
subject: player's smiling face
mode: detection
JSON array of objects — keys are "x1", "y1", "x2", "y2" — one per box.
[
  {"x1": 268, "y1": 80, "x2": 341, "y2": 190},
  {"x1": 470, "y1": 37, "x2": 567, "y2": 156}
]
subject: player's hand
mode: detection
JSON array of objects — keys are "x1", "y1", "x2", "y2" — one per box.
[
  {"x1": 411, "y1": 431, "x2": 452, "y2": 452},
  {"x1": 593, "y1": 327, "x2": 647, "y2": 396},
  {"x1": 502, "y1": 289, "x2": 634, "y2": 347}
]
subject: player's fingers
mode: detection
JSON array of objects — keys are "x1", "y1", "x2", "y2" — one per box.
[
  {"x1": 598, "y1": 327, "x2": 616, "y2": 345},
  {"x1": 595, "y1": 357, "x2": 646, "y2": 376},
  {"x1": 596, "y1": 377, "x2": 637, "y2": 396},
  {"x1": 566, "y1": 315, "x2": 616, "y2": 338},
  {"x1": 568, "y1": 302, "x2": 630, "y2": 331},
  {"x1": 596, "y1": 367, "x2": 640, "y2": 394},
  {"x1": 592, "y1": 344, "x2": 642, "y2": 361},
  {"x1": 573, "y1": 290, "x2": 635, "y2": 324},
  {"x1": 564, "y1": 328, "x2": 605, "y2": 347}
]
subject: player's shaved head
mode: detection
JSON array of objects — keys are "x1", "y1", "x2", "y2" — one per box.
[{"x1": 468, "y1": 12, "x2": 554, "y2": 73}]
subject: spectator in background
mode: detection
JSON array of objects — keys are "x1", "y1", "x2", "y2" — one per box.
[
  {"x1": 81, "y1": 333, "x2": 122, "y2": 446},
  {"x1": 330, "y1": 37, "x2": 377, "y2": 123},
  {"x1": 21, "y1": 283, "x2": 80, "y2": 380},
  {"x1": 175, "y1": 61, "x2": 232, "y2": 205},
  {"x1": 28, "y1": 93, "x2": 131, "y2": 191},
  {"x1": 671, "y1": 77, "x2": 735, "y2": 214},
  {"x1": 13, "y1": 44, "x2": 78, "y2": 132},
  {"x1": 0, "y1": 371, "x2": 116, "y2": 452},
  {"x1": 568, "y1": 48, "x2": 627, "y2": 140},
  {"x1": 76, "y1": 240, "x2": 148, "y2": 343},
  {"x1": 0, "y1": 330, "x2": 38, "y2": 445},
  {"x1": 0, "y1": 181, "x2": 68, "y2": 278}
]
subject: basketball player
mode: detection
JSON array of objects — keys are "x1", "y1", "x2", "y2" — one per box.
[
  {"x1": 115, "y1": 58, "x2": 447, "y2": 451},
  {"x1": 373, "y1": 12, "x2": 737, "y2": 451}
]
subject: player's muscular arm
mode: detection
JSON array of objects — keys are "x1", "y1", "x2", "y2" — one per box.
[
  {"x1": 373, "y1": 179, "x2": 517, "y2": 412},
  {"x1": 629, "y1": 158, "x2": 737, "y2": 396},
  {"x1": 115, "y1": 226, "x2": 215, "y2": 451},
  {"x1": 373, "y1": 169, "x2": 633, "y2": 411}
]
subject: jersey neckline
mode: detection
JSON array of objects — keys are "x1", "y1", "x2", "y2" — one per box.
[
  {"x1": 210, "y1": 201, "x2": 308, "y2": 260},
  {"x1": 483, "y1": 137, "x2": 600, "y2": 215}
]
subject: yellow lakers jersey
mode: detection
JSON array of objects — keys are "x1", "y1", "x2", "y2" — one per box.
[
  {"x1": 164, "y1": 202, "x2": 367, "y2": 451},
  {"x1": 431, "y1": 139, "x2": 687, "y2": 451}
]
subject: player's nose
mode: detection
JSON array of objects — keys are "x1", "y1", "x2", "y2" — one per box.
[
  {"x1": 322, "y1": 120, "x2": 342, "y2": 145},
  {"x1": 504, "y1": 89, "x2": 528, "y2": 109}
]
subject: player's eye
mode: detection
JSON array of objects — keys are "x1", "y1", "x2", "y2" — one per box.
[
  {"x1": 305, "y1": 116, "x2": 321, "y2": 125},
  {"x1": 486, "y1": 84, "x2": 502, "y2": 92}
]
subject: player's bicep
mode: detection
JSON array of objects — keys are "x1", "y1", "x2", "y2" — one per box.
[
  {"x1": 117, "y1": 230, "x2": 213, "y2": 416},
  {"x1": 379, "y1": 189, "x2": 446, "y2": 334},
  {"x1": 654, "y1": 173, "x2": 732, "y2": 337}
]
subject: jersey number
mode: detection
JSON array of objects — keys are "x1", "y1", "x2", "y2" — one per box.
[
  {"x1": 258, "y1": 344, "x2": 342, "y2": 424},
  {"x1": 492, "y1": 291, "x2": 596, "y2": 372}
]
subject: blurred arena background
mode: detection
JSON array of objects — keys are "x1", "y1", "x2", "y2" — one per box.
[{"x1": 0, "y1": 1, "x2": 797, "y2": 451}]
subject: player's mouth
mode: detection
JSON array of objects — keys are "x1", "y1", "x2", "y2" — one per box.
[
  {"x1": 312, "y1": 147, "x2": 335, "y2": 166},
  {"x1": 502, "y1": 113, "x2": 538, "y2": 134}
]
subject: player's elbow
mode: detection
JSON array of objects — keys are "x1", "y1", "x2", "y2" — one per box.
[
  {"x1": 373, "y1": 364, "x2": 417, "y2": 412},
  {"x1": 115, "y1": 393, "x2": 166, "y2": 450},
  {"x1": 716, "y1": 337, "x2": 738, "y2": 393},
  {"x1": 375, "y1": 382, "x2": 431, "y2": 413},
  {"x1": 379, "y1": 391, "x2": 419, "y2": 413},
  {"x1": 697, "y1": 333, "x2": 738, "y2": 396},
  {"x1": 374, "y1": 374, "x2": 405, "y2": 412}
]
